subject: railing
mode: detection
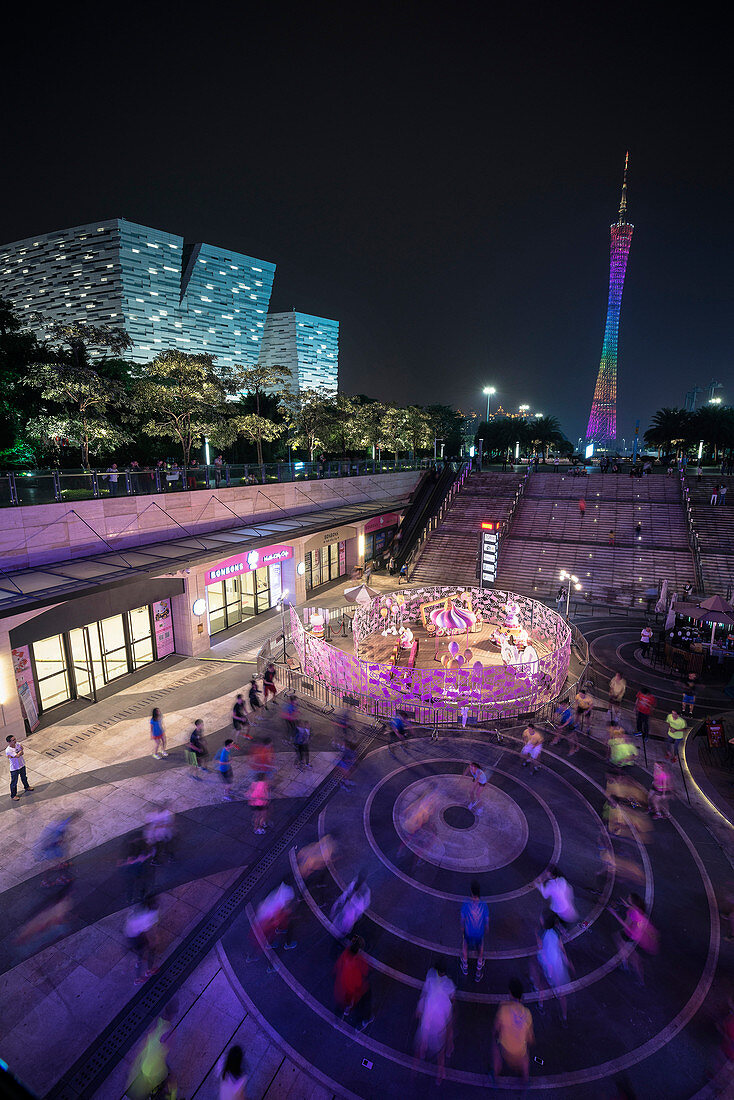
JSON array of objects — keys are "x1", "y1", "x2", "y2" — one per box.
[
  {"x1": 679, "y1": 472, "x2": 705, "y2": 594},
  {"x1": 0, "y1": 458, "x2": 434, "y2": 508},
  {"x1": 496, "y1": 468, "x2": 531, "y2": 565},
  {"x1": 406, "y1": 462, "x2": 471, "y2": 577}
]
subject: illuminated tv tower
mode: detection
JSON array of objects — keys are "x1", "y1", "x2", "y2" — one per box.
[{"x1": 585, "y1": 153, "x2": 634, "y2": 449}]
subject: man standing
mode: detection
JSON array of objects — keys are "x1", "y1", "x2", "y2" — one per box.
[
  {"x1": 640, "y1": 625, "x2": 653, "y2": 659},
  {"x1": 460, "y1": 880, "x2": 489, "y2": 981},
  {"x1": 634, "y1": 688, "x2": 656, "y2": 738},
  {"x1": 6, "y1": 734, "x2": 34, "y2": 801},
  {"x1": 106, "y1": 463, "x2": 119, "y2": 497},
  {"x1": 665, "y1": 710, "x2": 687, "y2": 761}
]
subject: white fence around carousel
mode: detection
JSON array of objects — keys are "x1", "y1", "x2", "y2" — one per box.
[{"x1": 287, "y1": 586, "x2": 571, "y2": 721}]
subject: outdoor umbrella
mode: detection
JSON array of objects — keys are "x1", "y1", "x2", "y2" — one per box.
[
  {"x1": 343, "y1": 584, "x2": 380, "y2": 607},
  {"x1": 676, "y1": 594, "x2": 734, "y2": 645}
]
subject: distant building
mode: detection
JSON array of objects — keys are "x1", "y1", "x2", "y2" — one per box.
[
  {"x1": 0, "y1": 218, "x2": 276, "y2": 366},
  {"x1": 259, "y1": 311, "x2": 338, "y2": 393}
]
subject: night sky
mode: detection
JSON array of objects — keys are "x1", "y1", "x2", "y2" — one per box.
[{"x1": 4, "y1": 5, "x2": 731, "y2": 443}]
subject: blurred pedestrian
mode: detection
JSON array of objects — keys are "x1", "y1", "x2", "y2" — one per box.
[
  {"x1": 578, "y1": 497, "x2": 586, "y2": 519},
  {"x1": 294, "y1": 723, "x2": 311, "y2": 768},
  {"x1": 634, "y1": 688, "x2": 656, "y2": 737},
  {"x1": 464, "y1": 761, "x2": 488, "y2": 812},
  {"x1": 263, "y1": 661, "x2": 278, "y2": 706},
  {"x1": 335, "y1": 934, "x2": 373, "y2": 1030},
  {"x1": 414, "y1": 959, "x2": 455, "y2": 1083},
  {"x1": 682, "y1": 674, "x2": 697, "y2": 716},
  {"x1": 338, "y1": 739, "x2": 358, "y2": 790},
  {"x1": 460, "y1": 879, "x2": 488, "y2": 981},
  {"x1": 248, "y1": 676, "x2": 263, "y2": 718},
  {"x1": 232, "y1": 693, "x2": 250, "y2": 744},
  {"x1": 150, "y1": 707, "x2": 168, "y2": 759},
  {"x1": 649, "y1": 760, "x2": 672, "y2": 819},
  {"x1": 610, "y1": 892, "x2": 658, "y2": 985},
  {"x1": 118, "y1": 833, "x2": 153, "y2": 905},
  {"x1": 6, "y1": 734, "x2": 34, "y2": 800},
  {"x1": 490, "y1": 979, "x2": 534, "y2": 1086},
  {"x1": 215, "y1": 738, "x2": 235, "y2": 801},
  {"x1": 125, "y1": 897, "x2": 159, "y2": 984},
  {"x1": 530, "y1": 910, "x2": 573, "y2": 1024},
  {"x1": 126, "y1": 1001, "x2": 177, "y2": 1100},
  {"x1": 574, "y1": 686, "x2": 594, "y2": 733},
  {"x1": 282, "y1": 692, "x2": 299, "y2": 743},
  {"x1": 144, "y1": 805, "x2": 176, "y2": 864},
  {"x1": 520, "y1": 723, "x2": 544, "y2": 772},
  {"x1": 550, "y1": 702, "x2": 578, "y2": 755},
  {"x1": 249, "y1": 772, "x2": 269, "y2": 833},
  {"x1": 186, "y1": 719, "x2": 208, "y2": 779},
  {"x1": 331, "y1": 871, "x2": 371, "y2": 940},
  {"x1": 536, "y1": 866, "x2": 578, "y2": 926},
  {"x1": 608, "y1": 672, "x2": 626, "y2": 721},
  {"x1": 218, "y1": 1045, "x2": 248, "y2": 1100}
]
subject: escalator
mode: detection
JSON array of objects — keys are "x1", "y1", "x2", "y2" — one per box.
[{"x1": 387, "y1": 462, "x2": 464, "y2": 573}]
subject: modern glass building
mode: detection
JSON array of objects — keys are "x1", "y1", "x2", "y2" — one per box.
[
  {"x1": 0, "y1": 219, "x2": 276, "y2": 366},
  {"x1": 259, "y1": 310, "x2": 338, "y2": 392}
]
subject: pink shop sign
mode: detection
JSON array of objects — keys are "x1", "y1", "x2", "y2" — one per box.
[
  {"x1": 363, "y1": 512, "x2": 399, "y2": 535},
  {"x1": 205, "y1": 544, "x2": 294, "y2": 586}
]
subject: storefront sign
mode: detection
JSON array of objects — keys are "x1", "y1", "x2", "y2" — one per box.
[
  {"x1": 153, "y1": 599, "x2": 175, "y2": 658},
  {"x1": 12, "y1": 646, "x2": 39, "y2": 731},
  {"x1": 363, "y1": 512, "x2": 399, "y2": 535},
  {"x1": 304, "y1": 526, "x2": 356, "y2": 553},
  {"x1": 204, "y1": 544, "x2": 294, "y2": 586}
]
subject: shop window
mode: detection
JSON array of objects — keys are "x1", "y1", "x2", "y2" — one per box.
[
  {"x1": 32, "y1": 634, "x2": 71, "y2": 711},
  {"x1": 99, "y1": 614, "x2": 128, "y2": 682},
  {"x1": 129, "y1": 605, "x2": 154, "y2": 669},
  {"x1": 255, "y1": 566, "x2": 271, "y2": 612},
  {"x1": 225, "y1": 578, "x2": 242, "y2": 626},
  {"x1": 207, "y1": 581, "x2": 227, "y2": 635}
]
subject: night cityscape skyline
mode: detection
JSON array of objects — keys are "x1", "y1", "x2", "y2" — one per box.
[{"x1": 3, "y1": 7, "x2": 731, "y2": 445}]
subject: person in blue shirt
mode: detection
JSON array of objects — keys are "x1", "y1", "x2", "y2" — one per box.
[
  {"x1": 460, "y1": 880, "x2": 489, "y2": 982},
  {"x1": 215, "y1": 739, "x2": 235, "y2": 802},
  {"x1": 550, "y1": 703, "x2": 578, "y2": 755}
]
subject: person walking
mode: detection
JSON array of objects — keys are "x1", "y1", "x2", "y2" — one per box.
[
  {"x1": 282, "y1": 693, "x2": 299, "y2": 743},
  {"x1": 334, "y1": 935, "x2": 373, "y2": 1031},
  {"x1": 578, "y1": 497, "x2": 586, "y2": 519},
  {"x1": 665, "y1": 709, "x2": 687, "y2": 761},
  {"x1": 640, "y1": 625, "x2": 653, "y2": 658},
  {"x1": 608, "y1": 672, "x2": 626, "y2": 721},
  {"x1": 388, "y1": 710, "x2": 409, "y2": 756},
  {"x1": 530, "y1": 910, "x2": 573, "y2": 1024},
  {"x1": 215, "y1": 739, "x2": 236, "y2": 801},
  {"x1": 217, "y1": 1045, "x2": 248, "y2": 1100},
  {"x1": 682, "y1": 673, "x2": 697, "y2": 716},
  {"x1": 186, "y1": 719, "x2": 208, "y2": 779},
  {"x1": 414, "y1": 960, "x2": 455, "y2": 1083},
  {"x1": 635, "y1": 521, "x2": 642, "y2": 539},
  {"x1": 125, "y1": 897, "x2": 159, "y2": 984},
  {"x1": 574, "y1": 686, "x2": 594, "y2": 734},
  {"x1": 721, "y1": 483, "x2": 728, "y2": 506},
  {"x1": 460, "y1": 880, "x2": 489, "y2": 981},
  {"x1": 5, "y1": 734, "x2": 34, "y2": 801},
  {"x1": 696, "y1": 464, "x2": 703, "y2": 481},
  {"x1": 330, "y1": 872, "x2": 371, "y2": 940},
  {"x1": 248, "y1": 772, "x2": 269, "y2": 833},
  {"x1": 232, "y1": 693, "x2": 250, "y2": 745},
  {"x1": 520, "y1": 723, "x2": 544, "y2": 772},
  {"x1": 608, "y1": 529, "x2": 615, "y2": 546},
  {"x1": 711, "y1": 485, "x2": 719, "y2": 505},
  {"x1": 490, "y1": 979, "x2": 534, "y2": 1087},
  {"x1": 609, "y1": 892, "x2": 658, "y2": 985},
  {"x1": 634, "y1": 688, "x2": 656, "y2": 738},
  {"x1": 263, "y1": 662, "x2": 278, "y2": 707},
  {"x1": 144, "y1": 805, "x2": 176, "y2": 864},
  {"x1": 555, "y1": 586, "x2": 565, "y2": 612},
  {"x1": 150, "y1": 708, "x2": 168, "y2": 759},
  {"x1": 248, "y1": 676, "x2": 263, "y2": 718},
  {"x1": 464, "y1": 761, "x2": 488, "y2": 812},
  {"x1": 550, "y1": 702, "x2": 579, "y2": 755},
  {"x1": 294, "y1": 723, "x2": 311, "y2": 768},
  {"x1": 536, "y1": 866, "x2": 578, "y2": 926}
]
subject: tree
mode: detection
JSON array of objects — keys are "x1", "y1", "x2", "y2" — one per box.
[
  {"x1": 235, "y1": 363, "x2": 293, "y2": 465},
  {"x1": 130, "y1": 350, "x2": 234, "y2": 467},
  {"x1": 403, "y1": 405, "x2": 433, "y2": 456},
  {"x1": 26, "y1": 412, "x2": 129, "y2": 463},
  {"x1": 354, "y1": 398, "x2": 389, "y2": 458},
  {"x1": 283, "y1": 387, "x2": 334, "y2": 460},
  {"x1": 644, "y1": 408, "x2": 692, "y2": 458},
  {"x1": 228, "y1": 413, "x2": 283, "y2": 460},
  {"x1": 33, "y1": 317, "x2": 133, "y2": 368},
  {"x1": 0, "y1": 296, "x2": 45, "y2": 461},
  {"x1": 382, "y1": 405, "x2": 410, "y2": 461},
  {"x1": 323, "y1": 393, "x2": 361, "y2": 458},
  {"x1": 24, "y1": 362, "x2": 128, "y2": 467},
  {"x1": 689, "y1": 405, "x2": 734, "y2": 461},
  {"x1": 527, "y1": 415, "x2": 570, "y2": 461}
]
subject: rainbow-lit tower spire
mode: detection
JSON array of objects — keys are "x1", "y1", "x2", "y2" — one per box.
[{"x1": 585, "y1": 153, "x2": 634, "y2": 449}]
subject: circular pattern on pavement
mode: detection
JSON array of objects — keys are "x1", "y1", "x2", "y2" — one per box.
[
  {"x1": 393, "y1": 774, "x2": 529, "y2": 871},
  {"x1": 223, "y1": 731, "x2": 732, "y2": 1098}
]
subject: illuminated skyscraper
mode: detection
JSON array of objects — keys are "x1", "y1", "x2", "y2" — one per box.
[
  {"x1": 259, "y1": 311, "x2": 338, "y2": 393},
  {"x1": 585, "y1": 154, "x2": 634, "y2": 449},
  {"x1": 0, "y1": 219, "x2": 276, "y2": 366}
]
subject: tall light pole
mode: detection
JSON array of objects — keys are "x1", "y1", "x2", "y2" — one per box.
[
  {"x1": 483, "y1": 386, "x2": 496, "y2": 422},
  {"x1": 559, "y1": 570, "x2": 581, "y2": 617}
]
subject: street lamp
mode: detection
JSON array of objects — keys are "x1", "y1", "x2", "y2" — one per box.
[
  {"x1": 278, "y1": 589, "x2": 290, "y2": 661},
  {"x1": 483, "y1": 386, "x2": 496, "y2": 421},
  {"x1": 559, "y1": 570, "x2": 582, "y2": 617}
]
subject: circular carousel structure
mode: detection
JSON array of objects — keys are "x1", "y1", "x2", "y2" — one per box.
[
  {"x1": 291, "y1": 586, "x2": 575, "y2": 721},
  {"x1": 221, "y1": 729, "x2": 732, "y2": 1098}
]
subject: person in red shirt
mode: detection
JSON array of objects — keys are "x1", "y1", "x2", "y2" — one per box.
[
  {"x1": 334, "y1": 935, "x2": 373, "y2": 1030},
  {"x1": 634, "y1": 689, "x2": 656, "y2": 738}
]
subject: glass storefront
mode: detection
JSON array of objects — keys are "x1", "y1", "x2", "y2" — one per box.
[
  {"x1": 304, "y1": 541, "x2": 346, "y2": 591},
  {"x1": 27, "y1": 602, "x2": 170, "y2": 715},
  {"x1": 365, "y1": 525, "x2": 398, "y2": 563},
  {"x1": 207, "y1": 563, "x2": 281, "y2": 636}
]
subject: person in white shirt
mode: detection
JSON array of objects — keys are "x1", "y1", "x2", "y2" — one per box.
[
  {"x1": 535, "y1": 866, "x2": 578, "y2": 925},
  {"x1": 6, "y1": 735, "x2": 34, "y2": 801},
  {"x1": 640, "y1": 626, "x2": 653, "y2": 659}
]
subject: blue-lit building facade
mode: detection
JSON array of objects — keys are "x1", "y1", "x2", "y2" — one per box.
[
  {"x1": 259, "y1": 310, "x2": 339, "y2": 393},
  {"x1": 0, "y1": 219, "x2": 276, "y2": 366}
]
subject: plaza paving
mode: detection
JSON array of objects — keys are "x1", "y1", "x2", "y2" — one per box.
[{"x1": 1, "y1": 590, "x2": 733, "y2": 1098}]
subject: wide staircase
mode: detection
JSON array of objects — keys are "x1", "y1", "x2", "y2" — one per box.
[
  {"x1": 409, "y1": 471, "x2": 525, "y2": 586},
  {"x1": 495, "y1": 470, "x2": 696, "y2": 608},
  {"x1": 685, "y1": 473, "x2": 734, "y2": 596}
]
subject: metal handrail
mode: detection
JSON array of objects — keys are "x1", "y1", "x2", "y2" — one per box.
[
  {"x1": 406, "y1": 462, "x2": 470, "y2": 577},
  {"x1": 679, "y1": 472, "x2": 705, "y2": 594}
]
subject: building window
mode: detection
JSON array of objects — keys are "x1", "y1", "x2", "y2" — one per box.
[
  {"x1": 305, "y1": 541, "x2": 346, "y2": 591},
  {"x1": 32, "y1": 634, "x2": 70, "y2": 710}
]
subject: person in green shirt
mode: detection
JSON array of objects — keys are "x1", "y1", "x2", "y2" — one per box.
[{"x1": 665, "y1": 710, "x2": 687, "y2": 760}]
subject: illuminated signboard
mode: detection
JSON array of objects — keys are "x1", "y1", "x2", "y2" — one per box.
[
  {"x1": 204, "y1": 544, "x2": 293, "y2": 586},
  {"x1": 478, "y1": 521, "x2": 502, "y2": 587}
]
